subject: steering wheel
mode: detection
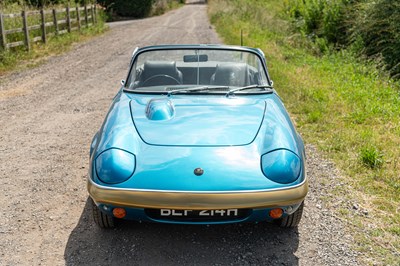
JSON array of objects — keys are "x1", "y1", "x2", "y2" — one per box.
[{"x1": 142, "y1": 74, "x2": 181, "y2": 86}]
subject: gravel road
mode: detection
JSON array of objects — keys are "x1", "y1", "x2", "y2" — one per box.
[{"x1": 0, "y1": 1, "x2": 360, "y2": 265}]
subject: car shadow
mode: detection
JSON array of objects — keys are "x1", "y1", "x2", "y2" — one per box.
[{"x1": 64, "y1": 198, "x2": 300, "y2": 265}]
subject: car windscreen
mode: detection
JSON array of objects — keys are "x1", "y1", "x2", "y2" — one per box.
[{"x1": 125, "y1": 49, "x2": 269, "y2": 93}]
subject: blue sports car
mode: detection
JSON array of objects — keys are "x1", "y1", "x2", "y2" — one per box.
[{"x1": 88, "y1": 44, "x2": 307, "y2": 228}]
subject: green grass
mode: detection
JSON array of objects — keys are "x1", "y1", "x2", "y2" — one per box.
[{"x1": 208, "y1": 0, "x2": 400, "y2": 264}]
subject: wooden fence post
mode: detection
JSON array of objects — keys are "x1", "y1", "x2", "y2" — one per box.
[
  {"x1": 91, "y1": 5, "x2": 95, "y2": 24},
  {"x1": 0, "y1": 13, "x2": 7, "y2": 49},
  {"x1": 22, "y1": 10, "x2": 30, "y2": 51},
  {"x1": 76, "y1": 6, "x2": 81, "y2": 31},
  {"x1": 40, "y1": 8, "x2": 47, "y2": 44},
  {"x1": 53, "y1": 9, "x2": 59, "y2": 35},
  {"x1": 94, "y1": 5, "x2": 97, "y2": 24},
  {"x1": 1, "y1": 4, "x2": 96, "y2": 51},
  {"x1": 84, "y1": 5, "x2": 88, "y2": 28},
  {"x1": 66, "y1": 4, "x2": 71, "y2": 33}
]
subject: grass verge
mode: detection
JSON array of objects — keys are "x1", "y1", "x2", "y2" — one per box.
[{"x1": 208, "y1": 0, "x2": 399, "y2": 265}]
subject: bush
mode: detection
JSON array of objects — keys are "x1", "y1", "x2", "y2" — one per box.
[
  {"x1": 151, "y1": 0, "x2": 183, "y2": 16},
  {"x1": 98, "y1": 0, "x2": 183, "y2": 20},
  {"x1": 286, "y1": 0, "x2": 400, "y2": 79},
  {"x1": 351, "y1": 0, "x2": 400, "y2": 78},
  {"x1": 99, "y1": 0, "x2": 154, "y2": 18},
  {"x1": 285, "y1": 0, "x2": 349, "y2": 44}
]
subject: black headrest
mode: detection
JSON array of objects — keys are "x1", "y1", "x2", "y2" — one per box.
[
  {"x1": 142, "y1": 61, "x2": 181, "y2": 80},
  {"x1": 211, "y1": 63, "x2": 250, "y2": 87}
]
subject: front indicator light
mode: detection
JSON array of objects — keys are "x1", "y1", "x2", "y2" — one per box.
[
  {"x1": 113, "y1": 208, "x2": 126, "y2": 219},
  {"x1": 270, "y1": 208, "x2": 283, "y2": 219}
]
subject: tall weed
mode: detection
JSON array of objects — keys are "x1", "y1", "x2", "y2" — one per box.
[
  {"x1": 285, "y1": 0, "x2": 400, "y2": 79},
  {"x1": 285, "y1": 0, "x2": 348, "y2": 44},
  {"x1": 351, "y1": 0, "x2": 400, "y2": 78}
]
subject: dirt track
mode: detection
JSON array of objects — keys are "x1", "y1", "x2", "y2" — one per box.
[{"x1": 0, "y1": 2, "x2": 359, "y2": 265}]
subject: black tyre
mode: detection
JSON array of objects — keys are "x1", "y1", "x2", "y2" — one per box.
[
  {"x1": 275, "y1": 201, "x2": 304, "y2": 228},
  {"x1": 91, "y1": 198, "x2": 115, "y2": 229}
]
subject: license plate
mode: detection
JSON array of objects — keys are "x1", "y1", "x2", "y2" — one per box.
[{"x1": 160, "y1": 209, "x2": 239, "y2": 217}]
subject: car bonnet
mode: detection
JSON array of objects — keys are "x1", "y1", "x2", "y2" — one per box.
[{"x1": 130, "y1": 96, "x2": 266, "y2": 146}]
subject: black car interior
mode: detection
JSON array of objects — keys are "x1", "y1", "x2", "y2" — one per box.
[{"x1": 133, "y1": 60, "x2": 260, "y2": 88}]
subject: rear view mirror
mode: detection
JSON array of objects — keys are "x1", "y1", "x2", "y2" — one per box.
[{"x1": 183, "y1": 54, "x2": 208, "y2": 62}]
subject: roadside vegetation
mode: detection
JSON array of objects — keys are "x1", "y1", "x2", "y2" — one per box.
[
  {"x1": 286, "y1": 0, "x2": 400, "y2": 79},
  {"x1": 96, "y1": 0, "x2": 184, "y2": 21},
  {"x1": 208, "y1": 0, "x2": 399, "y2": 265}
]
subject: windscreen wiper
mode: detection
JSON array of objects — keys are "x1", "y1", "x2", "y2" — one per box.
[
  {"x1": 225, "y1": 84, "x2": 274, "y2": 97},
  {"x1": 167, "y1": 86, "x2": 230, "y2": 96}
]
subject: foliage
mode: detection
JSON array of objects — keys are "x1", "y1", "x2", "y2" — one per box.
[
  {"x1": 208, "y1": 0, "x2": 400, "y2": 264},
  {"x1": 284, "y1": 0, "x2": 400, "y2": 79},
  {"x1": 284, "y1": 0, "x2": 351, "y2": 45},
  {"x1": 360, "y1": 145, "x2": 383, "y2": 169},
  {"x1": 151, "y1": 0, "x2": 184, "y2": 16},
  {"x1": 98, "y1": 0, "x2": 153, "y2": 18},
  {"x1": 1, "y1": 0, "x2": 184, "y2": 19},
  {"x1": 351, "y1": 0, "x2": 400, "y2": 78},
  {"x1": 95, "y1": 0, "x2": 183, "y2": 19}
]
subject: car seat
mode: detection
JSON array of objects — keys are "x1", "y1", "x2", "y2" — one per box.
[
  {"x1": 210, "y1": 63, "x2": 250, "y2": 87},
  {"x1": 139, "y1": 61, "x2": 183, "y2": 87}
]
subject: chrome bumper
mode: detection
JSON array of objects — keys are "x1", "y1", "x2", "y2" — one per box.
[{"x1": 87, "y1": 178, "x2": 308, "y2": 210}]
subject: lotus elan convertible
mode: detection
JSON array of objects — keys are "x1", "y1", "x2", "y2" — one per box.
[{"x1": 88, "y1": 44, "x2": 308, "y2": 228}]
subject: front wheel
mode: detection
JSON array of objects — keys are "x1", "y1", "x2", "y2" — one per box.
[
  {"x1": 91, "y1": 198, "x2": 115, "y2": 229},
  {"x1": 275, "y1": 201, "x2": 304, "y2": 228}
]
